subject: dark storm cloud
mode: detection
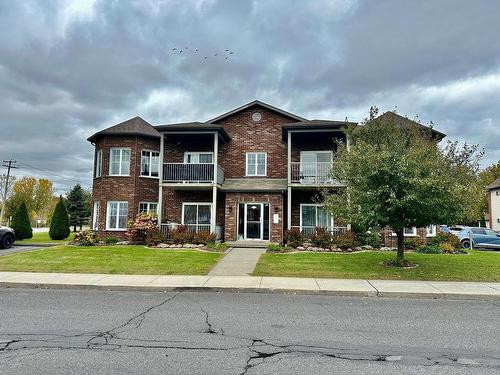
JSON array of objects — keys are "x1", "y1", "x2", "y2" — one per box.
[{"x1": 0, "y1": 0, "x2": 499, "y2": 193}]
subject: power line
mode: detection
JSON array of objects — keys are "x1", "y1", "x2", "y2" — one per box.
[
  {"x1": 0, "y1": 160, "x2": 18, "y2": 224},
  {"x1": 16, "y1": 161, "x2": 88, "y2": 186}
]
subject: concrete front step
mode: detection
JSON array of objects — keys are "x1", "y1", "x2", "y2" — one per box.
[{"x1": 225, "y1": 240, "x2": 270, "y2": 249}]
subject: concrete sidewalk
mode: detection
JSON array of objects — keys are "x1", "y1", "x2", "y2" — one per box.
[
  {"x1": 0, "y1": 271, "x2": 499, "y2": 300},
  {"x1": 208, "y1": 247, "x2": 266, "y2": 276}
]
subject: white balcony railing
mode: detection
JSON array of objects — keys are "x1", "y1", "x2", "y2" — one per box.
[
  {"x1": 290, "y1": 162, "x2": 335, "y2": 184},
  {"x1": 163, "y1": 163, "x2": 224, "y2": 184}
]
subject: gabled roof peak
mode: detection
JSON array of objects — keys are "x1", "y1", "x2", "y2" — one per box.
[{"x1": 206, "y1": 99, "x2": 308, "y2": 123}]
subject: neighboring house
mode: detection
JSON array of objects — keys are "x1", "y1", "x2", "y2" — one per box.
[
  {"x1": 88, "y1": 100, "x2": 445, "y2": 245},
  {"x1": 487, "y1": 178, "x2": 500, "y2": 231}
]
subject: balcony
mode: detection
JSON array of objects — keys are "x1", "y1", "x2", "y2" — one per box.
[
  {"x1": 290, "y1": 162, "x2": 339, "y2": 185},
  {"x1": 163, "y1": 163, "x2": 224, "y2": 184}
]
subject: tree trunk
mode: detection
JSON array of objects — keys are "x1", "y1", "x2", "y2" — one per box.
[
  {"x1": 73, "y1": 225, "x2": 77, "y2": 232},
  {"x1": 395, "y1": 227, "x2": 405, "y2": 266}
]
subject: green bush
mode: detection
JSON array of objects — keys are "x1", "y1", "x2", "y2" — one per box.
[
  {"x1": 285, "y1": 228, "x2": 304, "y2": 248},
  {"x1": 416, "y1": 245, "x2": 443, "y2": 254},
  {"x1": 334, "y1": 230, "x2": 359, "y2": 250},
  {"x1": 310, "y1": 227, "x2": 332, "y2": 248},
  {"x1": 192, "y1": 231, "x2": 217, "y2": 245},
  {"x1": 125, "y1": 213, "x2": 158, "y2": 244},
  {"x1": 170, "y1": 225, "x2": 193, "y2": 244},
  {"x1": 104, "y1": 236, "x2": 119, "y2": 245},
  {"x1": 11, "y1": 201, "x2": 33, "y2": 240},
  {"x1": 49, "y1": 196, "x2": 70, "y2": 240},
  {"x1": 403, "y1": 237, "x2": 424, "y2": 250},
  {"x1": 74, "y1": 230, "x2": 98, "y2": 246},
  {"x1": 206, "y1": 242, "x2": 228, "y2": 252},
  {"x1": 146, "y1": 230, "x2": 164, "y2": 246},
  {"x1": 356, "y1": 231, "x2": 381, "y2": 248},
  {"x1": 268, "y1": 243, "x2": 288, "y2": 252},
  {"x1": 428, "y1": 232, "x2": 461, "y2": 249}
]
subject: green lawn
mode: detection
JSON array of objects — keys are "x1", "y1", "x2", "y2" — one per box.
[
  {"x1": 253, "y1": 250, "x2": 500, "y2": 281},
  {"x1": 15, "y1": 232, "x2": 76, "y2": 244},
  {"x1": 0, "y1": 245, "x2": 223, "y2": 275}
]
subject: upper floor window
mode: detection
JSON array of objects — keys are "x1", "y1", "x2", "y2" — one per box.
[
  {"x1": 184, "y1": 152, "x2": 213, "y2": 164},
  {"x1": 95, "y1": 149, "x2": 102, "y2": 178},
  {"x1": 246, "y1": 152, "x2": 267, "y2": 176},
  {"x1": 106, "y1": 201, "x2": 128, "y2": 230},
  {"x1": 139, "y1": 202, "x2": 158, "y2": 214},
  {"x1": 109, "y1": 148, "x2": 130, "y2": 176},
  {"x1": 141, "y1": 150, "x2": 160, "y2": 177}
]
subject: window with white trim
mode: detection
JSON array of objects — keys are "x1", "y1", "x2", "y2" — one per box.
[
  {"x1": 139, "y1": 202, "x2": 158, "y2": 214},
  {"x1": 92, "y1": 202, "x2": 100, "y2": 230},
  {"x1": 246, "y1": 152, "x2": 267, "y2": 176},
  {"x1": 184, "y1": 152, "x2": 213, "y2": 164},
  {"x1": 109, "y1": 148, "x2": 130, "y2": 176},
  {"x1": 300, "y1": 204, "x2": 334, "y2": 236},
  {"x1": 95, "y1": 149, "x2": 102, "y2": 178},
  {"x1": 182, "y1": 203, "x2": 212, "y2": 232},
  {"x1": 404, "y1": 227, "x2": 417, "y2": 236},
  {"x1": 141, "y1": 150, "x2": 160, "y2": 177},
  {"x1": 426, "y1": 225, "x2": 436, "y2": 236},
  {"x1": 106, "y1": 201, "x2": 129, "y2": 230}
]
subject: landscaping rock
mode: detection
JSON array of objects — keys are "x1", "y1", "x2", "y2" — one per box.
[
  {"x1": 380, "y1": 246, "x2": 393, "y2": 251},
  {"x1": 296, "y1": 246, "x2": 305, "y2": 251},
  {"x1": 361, "y1": 245, "x2": 373, "y2": 250},
  {"x1": 355, "y1": 246, "x2": 362, "y2": 251},
  {"x1": 116, "y1": 241, "x2": 129, "y2": 245},
  {"x1": 157, "y1": 243, "x2": 169, "y2": 248}
]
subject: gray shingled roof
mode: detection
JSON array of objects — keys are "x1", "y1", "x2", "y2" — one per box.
[
  {"x1": 486, "y1": 178, "x2": 500, "y2": 190},
  {"x1": 377, "y1": 111, "x2": 446, "y2": 140},
  {"x1": 87, "y1": 116, "x2": 160, "y2": 142},
  {"x1": 154, "y1": 122, "x2": 230, "y2": 142}
]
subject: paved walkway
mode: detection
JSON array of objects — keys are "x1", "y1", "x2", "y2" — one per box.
[
  {"x1": 208, "y1": 247, "x2": 266, "y2": 276},
  {"x1": 0, "y1": 272, "x2": 499, "y2": 300}
]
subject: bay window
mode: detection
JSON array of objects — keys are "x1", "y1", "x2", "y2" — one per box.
[
  {"x1": 141, "y1": 150, "x2": 160, "y2": 177},
  {"x1": 106, "y1": 201, "x2": 129, "y2": 230},
  {"x1": 109, "y1": 148, "x2": 130, "y2": 176}
]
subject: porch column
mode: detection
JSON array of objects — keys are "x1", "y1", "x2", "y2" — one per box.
[
  {"x1": 287, "y1": 131, "x2": 292, "y2": 230},
  {"x1": 211, "y1": 132, "x2": 218, "y2": 233},
  {"x1": 158, "y1": 133, "x2": 165, "y2": 226}
]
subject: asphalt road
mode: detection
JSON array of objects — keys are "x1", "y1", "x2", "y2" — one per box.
[{"x1": 0, "y1": 289, "x2": 499, "y2": 374}]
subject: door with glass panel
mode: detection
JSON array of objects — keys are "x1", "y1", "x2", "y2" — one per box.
[
  {"x1": 300, "y1": 151, "x2": 333, "y2": 183},
  {"x1": 183, "y1": 204, "x2": 211, "y2": 233},
  {"x1": 183, "y1": 152, "x2": 214, "y2": 182},
  {"x1": 238, "y1": 203, "x2": 270, "y2": 240},
  {"x1": 300, "y1": 204, "x2": 333, "y2": 237}
]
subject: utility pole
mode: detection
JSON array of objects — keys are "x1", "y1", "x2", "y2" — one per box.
[{"x1": 0, "y1": 160, "x2": 17, "y2": 225}]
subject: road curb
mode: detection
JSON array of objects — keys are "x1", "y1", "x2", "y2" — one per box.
[{"x1": 1, "y1": 281, "x2": 498, "y2": 300}]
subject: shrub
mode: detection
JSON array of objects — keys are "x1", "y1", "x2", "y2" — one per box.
[
  {"x1": 268, "y1": 243, "x2": 288, "y2": 252},
  {"x1": 125, "y1": 213, "x2": 159, "y2": 244},
  {"x1": 104, "y1": 236, "x2": 119, "y2": 245},
  {"x1": 439, "y1": 242, "x2": 455, "y2": 254},
  {"x1": 285, "y1": 228, "x2": 304, "y2": 248},
  {"x1": 49, "y1": 196, "x2": 70, "y2": 240},
  {"x1": 170, "y1": 225, "x2": 193, "y2": 244},
  {"x1": 192, "y1": 231, "x2": 217, "y2": 245},
  {"x1": 310, "y1": 227, "x2": 332, "y2": 248},
  {"x1": 403, "y1": 237, "x2": 424, "y2": 250},
  {"x1": 428, "y1": 232, "x2": 461, "y2": 250},
  {"x1": 206, "y1": 242, "x2": 228, "y2": 252},
  {"x1": 334, "y1": 230, "x2": 359, "y2": 250},
  {"x1": 11, "y1": 201, "x2": 33, "y2": 240},
  {"x1": 74, "y1": 230, "x2": 98, "y2": 246},
  {"x1": 416, "y1": 245, "x2": 443, "y2": 254},
  {"x1": 356, "y1": 230, "x2": 381, "y2": 248},
  {"x1": 146, "y1": 230, "x2": 164, "y2": 247}
]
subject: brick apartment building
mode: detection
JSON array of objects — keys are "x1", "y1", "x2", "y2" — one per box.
[{"x1": 88, "y1": 100, "x2": 445, "y2": 245}]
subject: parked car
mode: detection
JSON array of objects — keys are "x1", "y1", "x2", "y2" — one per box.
[
  {"x1": 447, "y1": 225, "x2": 469, "y2": 236},
  {"x1": 0, "y1": 226, "x2": 16, "y2": 249},
  {"x1": 458, "y1": 227, "x2": 500, "y2": 250}
]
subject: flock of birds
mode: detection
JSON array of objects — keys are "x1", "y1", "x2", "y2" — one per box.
[{"x1": 169, "y1": 47, "x2": 235, "y2": 60}]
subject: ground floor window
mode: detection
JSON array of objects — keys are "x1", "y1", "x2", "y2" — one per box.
[
  {"x1": 92, "y1": 202, "x2": 100, "y2": 230},
  {"x1": 404, "y1": 227, "x2": 417, "y2": 236},
  {"x1": 106, "y1": 201, "x2": 128, "y2": 230},
  {"x1": 426, "y1": 225, "x2": 437, "y2": 236},
  {"x1": 139, "y1": 202, "x2": 158, "y2": 214},
  {"x1": 182, "y1": 203, "x2": 211, "y2": 232},
  {"x1": 300, "y1": 204, "x2": 333, "y2": 236}
]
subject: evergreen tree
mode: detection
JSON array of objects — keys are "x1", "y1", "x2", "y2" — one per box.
[
  {"x1": 11, "y1": 201, "x2": 33, "y2": 240},
  {"x1": 66, "y1": 184, "x2": 90, "y2": 232},
  {"x1": 49, "y1": 196, "x2": 70, "y2": 240}
]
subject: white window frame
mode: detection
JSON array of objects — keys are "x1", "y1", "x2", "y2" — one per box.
[
  {"x1": 404, "y1": 227, "x2": 418, "y2": 237},
  {"x1": 299, "y1": 204, "x2": 334, "y2": 231},
  {"x1": 183, "y1": 152, "x2": 214, "y2": 164},
  {"x1": 181, "y1": 202, "x2": 212, "y2": 232},
  {"x1": 140, "y1": 149, "x2": 160, "y2": 178},
  {"x1": 109, "y1": 147, "x2": 131, "y2": 176},
  {"x1": 426, "y1": 225, "x2": 437, "y2": 237},
  {"x1": 92, "y1": 201, "x2": 100, "y2": 230},
  {"x1": 106, "y1": 201, "x2": 129, "y2": 231},
  {"x1": 246, "y1": 152, "x2": 267, "y2": 176},
  {"x1": 138, "y1": 202, "x2": 159, "y2": 214},
  {"x1": 95, "y1": 149, "x2": 102, "y2": 178}
]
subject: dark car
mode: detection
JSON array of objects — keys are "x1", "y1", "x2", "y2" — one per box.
[{"x1": 0, "y1": 226, "x2": 15, "y2": 249}]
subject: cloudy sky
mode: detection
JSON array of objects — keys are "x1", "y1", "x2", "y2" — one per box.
[{"x1": 1, "y1": 0, "x2": 499, "y2": 193}]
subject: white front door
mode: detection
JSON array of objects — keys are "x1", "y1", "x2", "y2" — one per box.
[{"x1": 299, "y1": 151, "x2": 333, "y2": 183}]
